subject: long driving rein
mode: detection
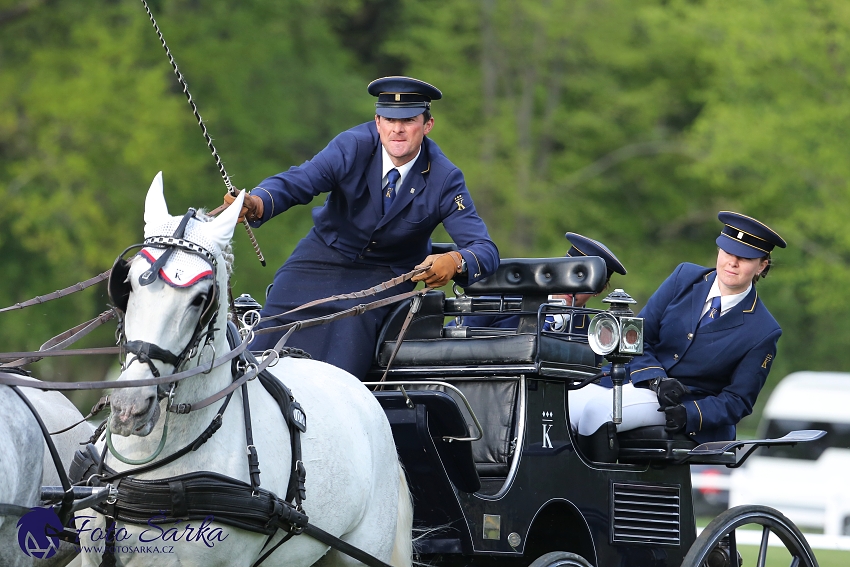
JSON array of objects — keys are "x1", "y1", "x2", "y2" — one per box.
[{"x1": 0, "y1": 206, "x2": 426, "y2": 567}]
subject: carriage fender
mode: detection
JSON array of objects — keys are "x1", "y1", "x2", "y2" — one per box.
[{"x1": 523, "y1": 499, "x2": 596, "y2": 566}]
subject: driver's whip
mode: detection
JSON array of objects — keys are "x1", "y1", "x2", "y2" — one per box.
[{"x1": 139, "y1": 0, "x2": 266, "y2": 267}]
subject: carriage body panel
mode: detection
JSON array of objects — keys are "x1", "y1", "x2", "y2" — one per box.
[{"x1": 366, "y1": 257, "x2": 774, "y2": 566}]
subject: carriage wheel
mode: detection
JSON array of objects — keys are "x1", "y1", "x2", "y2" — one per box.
[
  {"x1": 681, "y1": 505, "x2": 819, "y2": 567},
  {"x1": 528, "y1": 551, "x2": 593, "y2": 567}
]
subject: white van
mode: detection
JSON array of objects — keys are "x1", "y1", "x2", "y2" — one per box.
[{"x1": 728, "y1": 371, "x2": 850, "y2": 536}]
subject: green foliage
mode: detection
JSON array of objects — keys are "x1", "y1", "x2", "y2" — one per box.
[
  {"x1": 2, "y1": 0, "x2": 850, "y2": 412},
  {"x1": 388, "y1": 0, "x2": 850, "y2": 390},
  {"x1": 0, "y1": 0, "x2": 367, "y2": 400}
]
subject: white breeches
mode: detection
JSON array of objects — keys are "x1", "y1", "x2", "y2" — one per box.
[{"x1": 568, "y1": 383, "x2": 666, "y2": 436}]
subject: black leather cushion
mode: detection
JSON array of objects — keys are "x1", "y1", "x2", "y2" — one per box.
[
  {"x1": 465, "y1": 257, "x2": 607, "y2": 296},
  {"x1": 411, "y1": 380, "x2": 519, "y2": 473},
  {"x1": 377, "y1": 291, "x2": 446, "y2": 343},
  {"x1": 377, "y1": 334, "x2": 597, "y2": 367}
]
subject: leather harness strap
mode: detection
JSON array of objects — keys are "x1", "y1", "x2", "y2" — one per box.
[
  {"x1": 260, "y1": 264, "x2": 430, "y2": 321},
  {"x1": 0, "y1": 270, "x2": 112, "y2": 314},
  {"x1": 378, "y1": 291, "x2": 426, "y2": 385},
  {"x1": 0, "y1": 288, "x2": 423, "y2": 394},
  {"x1": 1, "y1": 310, "x2": 117, "y2": 368},
  {"x1": 255, "y1": 287, "x2": 425, "y2": 336}
]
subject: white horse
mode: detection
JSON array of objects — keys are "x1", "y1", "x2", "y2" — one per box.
[
  {"x1": 0, "y1": 377, "x2": 95, "y2": 567},
  {"x1": 23, "y1": 381, "x2": 95, "y2": 567},
  {"x1": 0, "y1": 385, "x2": 45, "y2": 567},
  {"x1": 13, "y1": 379, "x2": 96, "y2": 490},
  {"x1": 79, "y1": 173, "x2": 412, "y2": 567}
]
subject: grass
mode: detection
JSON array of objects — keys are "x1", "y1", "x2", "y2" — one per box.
[
  {"x1": 738, "y1": 545, "x2": 849, "y2": 567},
  {"x1": 696, "y1": 518, "x2": 849, "y2": 566}
]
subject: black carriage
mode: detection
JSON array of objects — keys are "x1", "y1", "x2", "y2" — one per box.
[
  {"x1": 364, "y1": 252, "x2": 824, "y2": 567},
  {"x1": 4, "y1": 249, "x2": 824, "y2": 567}
]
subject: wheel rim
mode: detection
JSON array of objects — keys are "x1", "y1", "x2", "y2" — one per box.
[{"x1": 682, "y1": 506, "x2": 818, "y2": 567}]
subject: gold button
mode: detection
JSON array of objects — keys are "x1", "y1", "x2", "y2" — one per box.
[
  {"x1": 687, "y1": 333, "x2": 693, "y2": 340},
  {"x1": 673, "y1": 354, "x2": 679, "y2": 360}
]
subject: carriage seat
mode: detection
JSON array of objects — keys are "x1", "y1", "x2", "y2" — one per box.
[
  {"x1": 373, "y1": 257, "x2": 607, "y2": 370},
  {"x1": 465, "y1": 256, "x2": 608, "y2": 297}
]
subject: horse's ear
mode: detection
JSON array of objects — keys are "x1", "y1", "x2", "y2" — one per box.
[
  {"x1": 143, "y1": 172, "x2": 170, "y2": 234},
  {"x1": 206, "y1": 190, "x2": 243, "y2": 250}
]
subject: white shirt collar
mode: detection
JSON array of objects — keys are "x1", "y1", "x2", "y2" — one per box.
[
  {"x1": 702, "y1": 277, "x2": 752, "y2": 317},
  {"x1": 381, "y1": 145, "x2": 421, "y2": 189}
]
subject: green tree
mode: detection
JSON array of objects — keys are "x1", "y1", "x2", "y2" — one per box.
[{"x1": 0, "y1": 0, "x2": 370, "y2": 407}]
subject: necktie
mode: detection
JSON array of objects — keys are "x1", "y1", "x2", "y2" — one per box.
[
  {"x1": 698, "y1": 295, "x2": 722, "y2": 328},
  {"x1": 383, "y1": 168, "x2": 400, "y2": 214}
]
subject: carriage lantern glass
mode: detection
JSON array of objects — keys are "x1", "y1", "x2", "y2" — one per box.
[
  {"x1": 587, "y1": 289, "x2": 643, "y2": 358},
  {"x1": 588, "y1": 313, "x2": 620, "y2": 356},
  {"x1": 618, "y1": 316, "x2": 644, "y2": 355}
]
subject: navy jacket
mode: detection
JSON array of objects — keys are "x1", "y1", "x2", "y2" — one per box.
[
  {"x1": 249, "y1": 121, "x2": 498, "y2": 285},
  {"x1": 628, "y1": 263, "x2": 781, "y2": 443}
]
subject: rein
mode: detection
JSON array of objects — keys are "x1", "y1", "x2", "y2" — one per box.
[
  {"x1": 0, "y1": 270, "x2": 111, "y2": 314},
  {"x1": 266, "y1": 265, "x2": 429, "y2": 319},
  {"x1": 0, "y1": 287, "x2": 424, "y2": 400}
]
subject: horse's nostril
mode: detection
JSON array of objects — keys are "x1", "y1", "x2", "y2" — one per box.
[{"x1": 132, "y1": 395, "x2": 156, "y2": 417}]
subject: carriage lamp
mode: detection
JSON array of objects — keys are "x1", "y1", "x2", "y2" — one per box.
[
  {"x1": 232, "y1": 293, "x2": 263, "y2": 328},
  {"x1": 588, "y1": 289, "x2": 644, "y2": 424}
]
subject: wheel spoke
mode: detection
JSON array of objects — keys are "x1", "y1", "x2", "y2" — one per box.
[
  {"x1": 681, "y1": 505, "x2": 816, "y2": 567},
  {"x1": 757, "y1": 526, "x2": 770, "y2": 567},
  {"x1": 729, "y1": 529, "x2": 738, "y2": 563}
]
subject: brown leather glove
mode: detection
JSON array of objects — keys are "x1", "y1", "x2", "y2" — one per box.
[
  {"x1": 223, "y1": 190, "x2": 264, "y2": 223},
  {"x1": 412, "y1": 252, "x2": 463, "y2": 288}
]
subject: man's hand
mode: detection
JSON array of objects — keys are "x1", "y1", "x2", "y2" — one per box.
[
  {"x1": 660, "y1": 404, "x2": 687, "y2": 433},
  {"x1": 656, "y1": 378, "x2": 690, "y2": 408},
  {"x1": 411, "y1": 252, "x2": 463, "y2": 288},
  {"x1": 223, "y1": 190, "x2": 264, "y2": 223}
]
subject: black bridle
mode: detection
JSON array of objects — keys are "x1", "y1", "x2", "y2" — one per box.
[{"x1": 109, "y1": 208, "x2": 220, "y2": 401}]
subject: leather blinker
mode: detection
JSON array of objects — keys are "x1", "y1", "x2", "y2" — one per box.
[{"x1": 108, "y1": 258, "x2": 133, "y2": 313}]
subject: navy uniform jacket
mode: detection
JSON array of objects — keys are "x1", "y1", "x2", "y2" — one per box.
[
  {"x1": 249, "y1": 121, "x2": 498, "y2": 284},
  {"x1": 628, "y1": 263, "x2": 781, "y2": 443},
  {"x1": 246, "y1": 121, "x2": 497, "y2": 379}
]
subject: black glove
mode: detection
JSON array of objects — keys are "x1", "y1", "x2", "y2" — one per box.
[
  {"x1": 656, "y1": 377, "x2": 690, "y2": 408},
  {"x1": 660, "y1": 404, "x2": 687, "y2": 433}
]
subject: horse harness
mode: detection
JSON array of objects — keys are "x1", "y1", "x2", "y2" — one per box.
[
  {"x1": 71, "y1": 213, "x2": 397, "y2": 567},
  {"x1": 108, "y1": 208, "x2": 221, "y2": 403}
]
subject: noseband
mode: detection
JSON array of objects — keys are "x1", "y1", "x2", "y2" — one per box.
[{"x1": 108, "y1": 208, "x2": 221, "y2": 400}]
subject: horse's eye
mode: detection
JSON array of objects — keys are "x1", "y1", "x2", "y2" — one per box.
[{"x1": 191, "y1": 294, "x2": 207, "y2": 307}]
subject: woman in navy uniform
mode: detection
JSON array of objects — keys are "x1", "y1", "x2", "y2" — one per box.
[
  {"x1": 450, "y1": 232, "x2": 626, "y2": 331},
  {"x1": 224, "y1": 76, "x2": 499, "y2": 379},
  {"x1": 571, "y1": 212, "x2": 786, "y2": 462}
]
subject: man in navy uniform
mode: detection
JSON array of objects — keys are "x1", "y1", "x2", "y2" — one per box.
[
  {"x1": 571, "y1": 211, "x2": 785, "y2": 462},
  {"x1": 451, "y1": 232, "x2": 626, "y2": 331},
  {"x1": 224, "y1": 76, "x2": 499, "y2": 379}
]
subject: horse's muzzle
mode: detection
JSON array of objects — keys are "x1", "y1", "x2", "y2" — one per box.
[{"x1": 109, "y1": 388, "x2": 160, "y2": 437}]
